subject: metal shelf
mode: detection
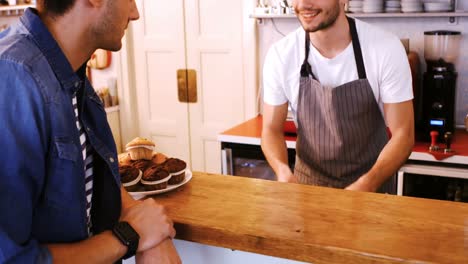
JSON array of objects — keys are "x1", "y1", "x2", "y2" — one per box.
[
  {"x1": 250, "y1": 11, "x2": 468, "y2": 19},
  {"x1": 0, "y1": 4, "x2": 34, "y2": 12},
  {"x1": 353, "y1": 12, "x2": 468, "y2": 18},
  {"x1": 0, "y1": 4, "x2": 34, "y2": 17}
]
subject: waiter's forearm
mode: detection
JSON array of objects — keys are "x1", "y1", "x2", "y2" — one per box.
[
  {"x1": 261, "y1": 130, "x2": 293, "y2": 180},
  {"x1": 358, "y1": 127, "x2": 414, "y2": 191},
  {"x1": 262, "y1": 103, "x2": 294, "y2": 181},
  {"x1": 349, "y1": 100, "x2": 415, "y2": 192},
  {"x1": 359, "y1": 131, "x2": 413, "y2": 191}
]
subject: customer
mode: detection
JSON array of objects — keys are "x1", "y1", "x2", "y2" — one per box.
[
  {"x1": 261, "y1": 0, "x2": 414, "y2": 193},
  {"x1": 0, "y1": 0, "x2": 180, "y2": 263}
]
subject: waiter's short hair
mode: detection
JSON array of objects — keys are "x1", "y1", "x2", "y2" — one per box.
[{"x1": 37, "y1": 0, "x2": 76, "y2": 15}]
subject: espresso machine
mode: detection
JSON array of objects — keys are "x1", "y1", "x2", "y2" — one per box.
[{"x1": 418, "y1": 30, "x2": 461, "y2": 143}]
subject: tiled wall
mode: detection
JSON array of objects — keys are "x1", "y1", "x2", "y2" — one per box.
[{"x1": 257, "y1": 16, "x2": 468, "y2": 127}]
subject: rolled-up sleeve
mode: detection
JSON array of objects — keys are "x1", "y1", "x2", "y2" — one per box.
[{"x1": 0, "y1": 60, "x2": 51, "y2": 263}]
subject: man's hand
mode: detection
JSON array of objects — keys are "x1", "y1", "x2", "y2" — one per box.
[
  {"x1": 120, "y1": 199, "x2": 176, "y2": 252},
  {"x1": 278, "y1": 172, "x2": 298, "y2": 183},
  {"x1": 136, "y1": 239, "x2": 181, "y2": 264},
  {"x1": 345, "y1": 174, "x2": 377, "y2": 192}
]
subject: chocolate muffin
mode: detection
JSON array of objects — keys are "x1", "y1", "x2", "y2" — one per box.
[
  {"x1": 141, "y1": 165, "x2": 171, "y2": 191},
  {"x1": 132, "y1": 159, "x2": 153, "y2": 173},
  {"x1": 164, "y1": 158, "x2": 187, "y2": 185},
  {"x1": 119, "y1": 165, "x2": 142, "y2": 192}
]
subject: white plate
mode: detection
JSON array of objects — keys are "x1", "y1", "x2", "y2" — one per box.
[{"x1": 128, "y1": 169, "x2": 193, "y2": 200}]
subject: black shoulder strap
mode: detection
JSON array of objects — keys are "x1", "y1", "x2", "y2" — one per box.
[
  {"x1": 347, "y1": 17, "x2": 367, "y2": 79},
  {"x1": 300, "y1": 32, "x2": 314, "y2": 78}
]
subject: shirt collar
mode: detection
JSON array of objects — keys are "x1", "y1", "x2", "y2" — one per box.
[{"x1": 20, "y1": 8, "x2": 85, "y2": 94}]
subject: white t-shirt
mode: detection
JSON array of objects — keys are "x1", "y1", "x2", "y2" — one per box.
[{"x1": 262, "y1": 19, "x2": 413, "y2": 122}]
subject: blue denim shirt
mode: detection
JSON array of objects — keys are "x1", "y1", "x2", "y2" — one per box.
[{"x1": 0, "y1": 9, "x2": 121, "y2": 263}]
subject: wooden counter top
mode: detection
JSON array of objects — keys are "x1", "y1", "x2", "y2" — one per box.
[{"x1": 152, "y1": 172, "x2": 468, "y2": 263}]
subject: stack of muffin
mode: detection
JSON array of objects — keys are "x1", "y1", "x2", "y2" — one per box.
[{"x1": 118, "y1": 137, "x2": 187, "y2": 192}]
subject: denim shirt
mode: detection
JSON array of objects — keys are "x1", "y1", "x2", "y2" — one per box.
[{"x1": 0, "y1": 9, "x2": 121, "y2": 263}]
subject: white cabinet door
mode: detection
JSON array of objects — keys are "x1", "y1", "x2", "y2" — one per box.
[
  {"x1": 130, "y1": 0, "x2": 256, "y2": 173},
  {"x1": 131, "y1": 0, "x2": 191, "y2": 163},
  {"x1": 184, "y1": 0, "x2": 248, "y2": 172}
]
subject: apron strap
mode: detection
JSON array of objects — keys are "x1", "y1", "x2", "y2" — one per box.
[
  {"x1": 300, "y1": 33, "x2": 315, "y2": 78},
  {"x1": 301, "y1": 17, "x2": 367, "y2": 80},
  {"x1": 347, "y1": 17, "x2": 367, "y2": 79}
]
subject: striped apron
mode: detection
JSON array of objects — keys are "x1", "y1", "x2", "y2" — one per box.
[{"x1": 294, "y1": 17, "x2": 395, "y2": 194}]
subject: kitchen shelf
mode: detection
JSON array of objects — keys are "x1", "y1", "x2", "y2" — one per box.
[
  {"x1": 250, "y1": 11, "x2": 468, "y2": 19},
  {"x1": 0, "y1": 4, "x2": 34, "y2": 12}
]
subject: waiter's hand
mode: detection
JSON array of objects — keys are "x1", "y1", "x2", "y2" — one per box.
[
  {"x1": 345, "y1": 174, "x2": 377, "y2": 192},
  {"x1": 275, "y1": 163, "x2": 297, "y2": 182},
  {"x1": 277, "y1": 169, "x2": 298, "y2": 183}
]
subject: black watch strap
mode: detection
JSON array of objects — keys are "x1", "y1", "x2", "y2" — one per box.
[{"x1": 112, "y1": 221, "x2": 140, "y2": 259}]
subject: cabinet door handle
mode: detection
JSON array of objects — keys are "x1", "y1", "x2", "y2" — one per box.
[{"x1": 177, "y1": 69, "x2": 197, "y2": 103}]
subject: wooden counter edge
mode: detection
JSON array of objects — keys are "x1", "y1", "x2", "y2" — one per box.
[{"x1": 172, "y1": 222, "x2": 426, "y2": 264}]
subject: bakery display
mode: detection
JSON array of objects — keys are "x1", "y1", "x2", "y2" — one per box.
[
  {"x1": 125, "y1": 137, "x2": 155, "y2": 160},
  {"x1": 118, "y1": 137, "x2": 190, "y2": 195}
]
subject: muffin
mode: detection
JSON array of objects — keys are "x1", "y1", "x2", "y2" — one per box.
[
  {"x1": 151, "y1": 152, "x2": 168, "y2": 165},
  {"x1": 118, "y1": 152, "x2": 132, "y2": 167},
  {"x1": 119, "y1": 165, "x2": 142, "y2": 192},
  {"x1": 164, "y1": 158, "x2": 187, "y2": 185},
  {"x1": 132, "y1": 159, "x2": 153, "y2": 173},
  {"x1": 125, "y1": 137, "x2": 155, "y2": 160},
  {"x1": 141, "y1": 164, "x2": 171, "y2": 191}
]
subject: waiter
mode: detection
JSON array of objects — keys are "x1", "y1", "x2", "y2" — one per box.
[{"x1": 261, "y1": 0, "x2": 414, "y2": 193}]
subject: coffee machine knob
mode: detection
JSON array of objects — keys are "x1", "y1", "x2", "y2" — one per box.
[
  {"x1": 432, "y1": 102, "x2": 443, "y2": 110},
  {"x1": 429, "y1": 131, "x2": 440, "y2": 151}
]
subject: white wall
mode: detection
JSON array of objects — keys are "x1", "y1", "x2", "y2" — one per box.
[{"x1": 257, "y1": 16, "x2": 468, "y2": 127}]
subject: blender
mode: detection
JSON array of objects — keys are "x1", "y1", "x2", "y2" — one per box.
[{"x1": 419, "y1": 30, "x2": 461, "y2": 143}]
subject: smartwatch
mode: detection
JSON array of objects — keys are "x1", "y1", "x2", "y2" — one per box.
[{"x1": 112, "y1": 221, "x2": 140, "y2": 259}]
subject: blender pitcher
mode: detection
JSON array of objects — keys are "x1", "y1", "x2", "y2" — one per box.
[{"x1": 424, "y1": 30, "x2": 461, "y2": 71}]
